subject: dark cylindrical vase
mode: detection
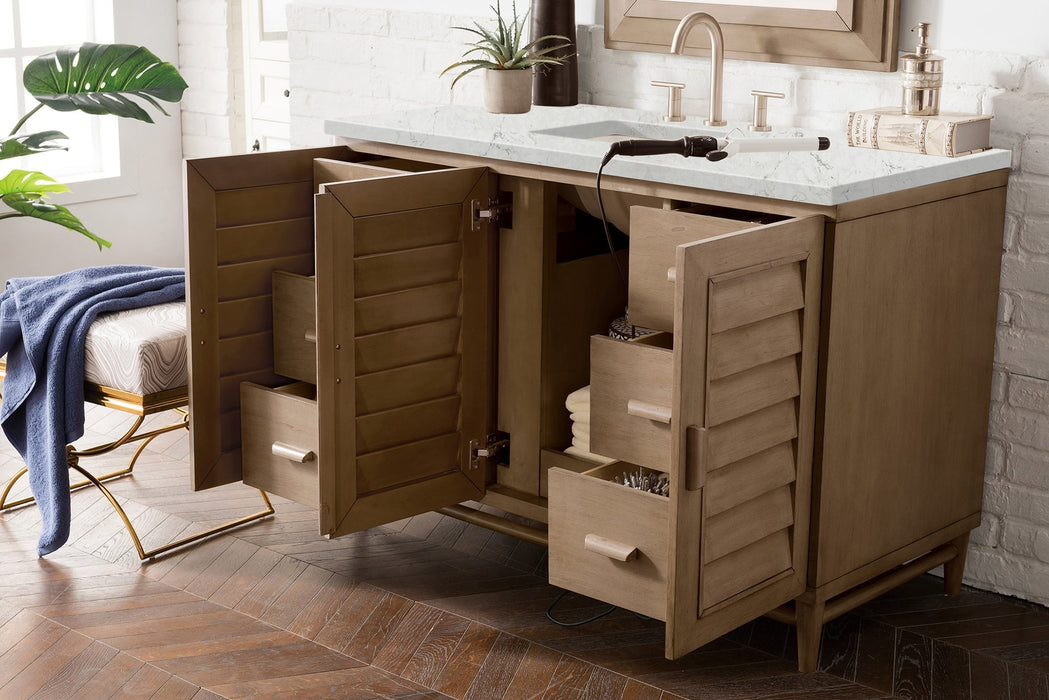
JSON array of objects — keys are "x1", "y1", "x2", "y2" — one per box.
[{"x1": 530, "y1": 0, "x2": 578, "y2": 106}]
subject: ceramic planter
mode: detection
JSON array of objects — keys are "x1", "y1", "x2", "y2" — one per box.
[{"x1": 484, "y1": 68, "x2": 533, "y2": 114}]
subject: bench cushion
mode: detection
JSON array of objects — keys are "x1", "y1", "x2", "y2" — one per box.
[{"x1": 83, "y1": 301, "x2": 188, "y2": 395}]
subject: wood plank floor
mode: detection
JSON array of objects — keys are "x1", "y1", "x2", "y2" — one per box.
[{"x1": 1, "y1": 404, "x2": 1044, "y2": 698}]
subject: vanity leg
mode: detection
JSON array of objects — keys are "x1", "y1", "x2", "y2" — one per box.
[
  {"x1": 795, "y1": 599, "x2": 825, "y2": 673},
  {"x1": 943, "y1": 532, "x2": 971, "y2": 597}
]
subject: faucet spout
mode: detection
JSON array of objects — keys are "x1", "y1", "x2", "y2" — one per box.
[{"x1": 669, "y1": 12, "x2": 726, "y2": 127}]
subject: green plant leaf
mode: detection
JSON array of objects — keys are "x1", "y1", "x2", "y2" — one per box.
[
  {"x1": 443, "y1": 0, "x2": 568, "y2": 86},
  {"x1": 1, "y1": 193, "x2": 111, "y2": 249},
  {"x1": 0, "y1": 169, "x2": 70, "y2": 197},
  {"x1": 0, "y1": 131, "x2": 68, "y2": 160},
  {"x1": 23, "y1": 43, "x2": 188, "y2": 124},
  {"x1": 0, "y1": 169, "x2": 110, "y2": 249},
  {"x1": 446, "y1": 62, "x2": 493, "y2": 89}
]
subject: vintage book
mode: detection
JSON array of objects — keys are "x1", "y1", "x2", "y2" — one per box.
[{"x1": 847, "y1": 108, "x2": 991, "y2": 157}]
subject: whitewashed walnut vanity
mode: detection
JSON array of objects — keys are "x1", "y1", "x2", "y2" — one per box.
[{"x1": 184, "y1": 104, "x2": 1011, "y2": 671}]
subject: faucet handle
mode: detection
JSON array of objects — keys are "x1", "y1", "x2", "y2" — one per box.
[
  {"x1": 652, "y1": 80, "x2": 686, "y2": 122},
  {"x1": 749, "y1": 90, "x2": 785, "y2": 132}
]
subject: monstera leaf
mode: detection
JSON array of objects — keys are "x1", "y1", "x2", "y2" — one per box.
[
  {"x1": 0, "y1": 170, "x2": 110, "y2": 249},
  {"x1": 0, "y1": 131, "x2": 68, "y2": 160},
  {"x1": 23, "y1": 43, "x2": 188, "y2": 123}
]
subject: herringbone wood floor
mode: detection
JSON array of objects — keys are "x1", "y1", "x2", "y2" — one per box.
[{"x1": 9, "y1": 403, "x2": 1042, "y2": 698}]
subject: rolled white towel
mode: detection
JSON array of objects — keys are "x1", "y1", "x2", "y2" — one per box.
[
  {"x1": 569, "y1": 411, "x2": 590, "y2": 425},
  {"x1": 571, "y1": 421, "x2": 590, "y2": 443},
  {"x1": 565, "y1": 385, "x2": 590, "y2": 413},
  {"x1": 565, "y1": 444, "x2": 614, "y2": 465}
]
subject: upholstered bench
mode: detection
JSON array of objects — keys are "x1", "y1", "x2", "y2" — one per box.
[{"x1": 0, "y1": 301, "x2": 273, "y2": 559}]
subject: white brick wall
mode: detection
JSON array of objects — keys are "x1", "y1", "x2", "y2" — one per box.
[
  {"x1": 177, "y1": 0, "x2": 245, "y2": 158},
  {"x1": 286, "y1": 4, "x2": 483, "y2": 148},
  {"x1": 248, "y1": 3, "x2": 1049, "y2": 607}
]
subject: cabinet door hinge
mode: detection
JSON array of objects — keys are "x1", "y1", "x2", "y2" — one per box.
[
  {"x1": 471, "y1": 195, "x2": 512, "y2": 231},
  {"x1": 469, "y1": 432, "x2": 510, "y2": 470}
]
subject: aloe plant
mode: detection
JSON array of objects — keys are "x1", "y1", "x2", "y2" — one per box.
[
  {"x1": 1, "y1": 43, "x2": 188, "y2": 249},
  {"x1": 441, "y1": 0, "x2": 572, "y2": 88}
]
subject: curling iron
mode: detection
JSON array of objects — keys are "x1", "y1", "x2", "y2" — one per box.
[{"x1": 601, "y1": 134, "x2": 830, "y2": 165}]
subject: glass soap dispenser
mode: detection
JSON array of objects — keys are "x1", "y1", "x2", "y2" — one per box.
[{"x1": 901, "y1": 22, "x2": 944, "y2": 116}]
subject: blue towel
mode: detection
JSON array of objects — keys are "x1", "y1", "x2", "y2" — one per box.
[{"x1": 0, "y1": 265, "x2": 185, "y2": 555}]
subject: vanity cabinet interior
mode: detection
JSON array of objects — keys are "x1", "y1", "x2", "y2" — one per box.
[{"x1": 185, "y1": 145, "x2": 1007, "y2": 672}]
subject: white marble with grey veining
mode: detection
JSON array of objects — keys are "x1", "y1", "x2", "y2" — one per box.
[{"x1": 325, "y1": 104, "x2": 1011, "y2": 206}]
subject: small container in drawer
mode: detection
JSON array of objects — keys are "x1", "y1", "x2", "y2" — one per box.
[
  {"x1": 590, "y1": 332, "x2": 673, "y2": 471},
  {"x1": 241, "y1": 381, "x2": 318, "y2": 507},
  {"x1": 272, "y1": 270, "x2": 316, "y2": 384},
  {"x1": 628, "y1": 205, "x2": 784, "y2": 332},
  {"x1": 548, "y1": 462, "x2": 668, "y2": 621}
]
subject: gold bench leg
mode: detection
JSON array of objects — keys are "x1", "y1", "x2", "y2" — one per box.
[
  {"x1": 69, "y1": 461, "x2": 274, "y2": 560},
  {"x1": 0, "y1": 411, "x2": 189, "y2": 512},
  {"x1": 0, "y1": 409, "x2": 274, "y2": 560}
]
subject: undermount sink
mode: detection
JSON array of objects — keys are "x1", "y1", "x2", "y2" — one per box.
[{"x1": 531, "y1": 119, "x2": 722, "y2": 143}]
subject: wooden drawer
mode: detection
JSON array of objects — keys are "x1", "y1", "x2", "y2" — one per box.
[
  {"x1": 241, "y1": 381, "x2": 318, "y2": 507},
  {"x1": 548, "y1": 462, "x2": 669, "y2": 621},
  {"x1": 590, "y1": 332, "x2": 673, "y2": 471},
  {"x1": 628, "y1": 205, "x2": 785, "y2": 332},
  {"x1": 272, "y1": 270, "x2": 317, "y2": 384}
]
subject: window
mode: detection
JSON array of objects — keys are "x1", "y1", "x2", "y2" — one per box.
[{"x1": 1, "y1": 0, "x2": 118, "y2": 182}]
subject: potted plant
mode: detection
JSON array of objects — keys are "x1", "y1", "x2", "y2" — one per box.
[
  {"x1": 1, "y1": 43, "x2": 187, "y2": 249},
  {"x1": 442, "y1": 1, "x2": 572, "y2": 114}
]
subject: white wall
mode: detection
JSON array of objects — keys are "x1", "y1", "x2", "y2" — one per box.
[
  {"x1": 1, "y1": 1, "x2": 186, "y2": 283},
  {"x1": 321, "y1": 0, "x2": 600, "y2": 25},
  {"x1": 901, "y1": 0, "x2": 1049, "y2": 57},
  {"x1": 177, "y1": 0, "x2": 246, "y2": 159}
]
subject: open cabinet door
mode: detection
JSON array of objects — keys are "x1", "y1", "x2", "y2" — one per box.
[
  {"x1": 666, "y1": 215, "x2": 824, "y2": 658},
  {"x1": 315, "y1": 167, "x2": 498, "y2": 538},
  {"x1": 186, "y1": 146, "x2": 352, "y2": 491}
]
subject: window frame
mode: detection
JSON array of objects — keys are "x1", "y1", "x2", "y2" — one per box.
[{"x1": 1, "y1": 0, "x2": 139, "y2": 203}]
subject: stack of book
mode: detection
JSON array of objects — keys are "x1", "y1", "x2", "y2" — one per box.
[{"x1": 847, "y1": 107, "x2": 992, "y2": 157}]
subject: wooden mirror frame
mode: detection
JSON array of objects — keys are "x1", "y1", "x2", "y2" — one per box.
[{"x1": 605, "y1": 0, "x2": 901, "y2": 71}]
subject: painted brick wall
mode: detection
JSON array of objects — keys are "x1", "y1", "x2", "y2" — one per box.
[
  {"x1": 282, "y1": 3, "x2": 1049, "y2": 605},
  {"x1": 177, "y1": 0, "x2": 246, "y2": 158}
]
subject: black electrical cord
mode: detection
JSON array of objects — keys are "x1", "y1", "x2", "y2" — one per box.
[
  {"x1": 546, "y1": 589, "x2": 654, "y2": 627},
  {"x1": 596, "y1": 155, "x2": 627, "y2": 287},
  {"x1": 546, "y1": 589, "x2": 618, "y2": 627}
]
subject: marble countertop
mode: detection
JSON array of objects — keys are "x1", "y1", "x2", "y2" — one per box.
[{"x1": 325, "y1": 104, "x2": 1011, "y2": 207}]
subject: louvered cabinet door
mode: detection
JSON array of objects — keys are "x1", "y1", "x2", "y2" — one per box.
[
  {"x1": 186, "y1": 146, "x2": 353, "y2": 491},
  {"x1": 314, "y1": 167, "x2": 498, "y2": 538},
  {"x1": 666, "y1": 215, "x2": 824, "y2": 659}
]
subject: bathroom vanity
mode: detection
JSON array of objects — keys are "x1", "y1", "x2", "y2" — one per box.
[{"x1": 184, "y1": 105, "x2": 1010, "y2": 671}]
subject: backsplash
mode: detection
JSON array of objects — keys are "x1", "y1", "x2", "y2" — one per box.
[{"x1": 188, "y1": 2, "x2": 1049, "y2": 607}]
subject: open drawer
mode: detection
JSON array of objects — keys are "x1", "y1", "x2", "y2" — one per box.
[
  {"x1": 549, "y1": 462, "x2": 669, "y2": 620},
  {"x1": 590, "y1": 332, "x2": 673, "y2": 471},
  {"x1": 241, "y1": 381, "x2": 318, "y2": 507},
  {"x1": 628, "y1": 205, "x2": 790, "y2": 332}
]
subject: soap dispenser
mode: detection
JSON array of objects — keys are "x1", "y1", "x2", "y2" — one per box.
[{"x1": 901, "y1": 22, "x2": 944, "y2": 116}]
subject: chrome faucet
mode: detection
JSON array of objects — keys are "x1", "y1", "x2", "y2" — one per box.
[{"x1": 669, "y1": 12, "x2": 726, "y2": 127}]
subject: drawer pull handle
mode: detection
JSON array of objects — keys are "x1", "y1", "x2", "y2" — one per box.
[
  {"x1": 667, "y1": 266, "x2": 677, "y2": 283},
  {"x1": 627, "y1": 399, "x2": 672, "y2": 424},
  {"x1": 272, "y1": 441, "x2": 315, "y2": 463},
  {"x1": 304, "y1": 329, "x2": 317, "y2": 343},
  {"x1": 585, "y1": 534, "x2": 638, "y2": 562}
]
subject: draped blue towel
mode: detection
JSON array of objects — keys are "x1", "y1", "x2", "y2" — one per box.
[{"x1": 0, "y1": 265, "x2": 185, "y2": 555}]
